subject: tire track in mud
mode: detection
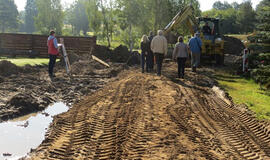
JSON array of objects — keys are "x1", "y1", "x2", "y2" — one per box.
[
  {"x1": 29, "y1": 74, "x2": 154, "y2": 160},
  {"x1": 28, "y1": 64, "x2": 270, "y2": 160}
]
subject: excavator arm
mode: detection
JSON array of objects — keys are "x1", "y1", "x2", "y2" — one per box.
[{"x1": 164, "y1": 5, "x2": 198, "y2": 35}]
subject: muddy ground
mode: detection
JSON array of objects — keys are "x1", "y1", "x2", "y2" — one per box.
[
  {"x1": 0, "y1": 59, "x2": 126, "y2": 122},
  {"x1": 26, "y1": 62, "x2": 270, "y2": 160}
]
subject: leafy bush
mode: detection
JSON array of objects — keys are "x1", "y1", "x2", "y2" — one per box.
[{"x1": 248, "y1": 52, "x2": 270, "y2": 88}]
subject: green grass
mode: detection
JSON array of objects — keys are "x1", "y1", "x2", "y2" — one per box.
[
  {"x1": 97, "y1": 40, "x2": 122, "y2": 50},
  {"x1": 214, "y1": 70, "x2": 270, "y2": 120},
  {"x1": 226, "y1": 34, "x2": 249, "y2": 41},
  {"x1": 0, "y1": 57, "x2": 50, "y2": 66}
]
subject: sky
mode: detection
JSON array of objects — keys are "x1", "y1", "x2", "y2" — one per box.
[{"x1": 15, "y1": 0, "x2": 262, "y2": 12}]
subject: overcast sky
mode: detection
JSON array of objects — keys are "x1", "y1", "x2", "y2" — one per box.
[{"x1": 15, "y1": 0, "x2": 262, "y2": 12}]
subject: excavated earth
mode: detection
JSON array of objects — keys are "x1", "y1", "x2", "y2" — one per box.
[
  {"x1": 26, "y1": 62, "x2": 270, "y2": 160},
  {"x1": 0, "y1": 59, "x2": 125, "y2": 122}
]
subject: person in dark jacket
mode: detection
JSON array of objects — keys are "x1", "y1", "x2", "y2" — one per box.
[
  {"x1": 140, "y1": 35, "x2": 151, "y2": 73},
  {"x1": 47, "y1": 30, "x2": 60, "y2": 78},
  {"x1": 148, "y1": 31, "x2": 154, "y2": 71}
]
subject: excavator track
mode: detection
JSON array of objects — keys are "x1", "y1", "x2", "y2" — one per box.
[{"x1": 29, "y1": 63, "x2": 270, "y2": 160}]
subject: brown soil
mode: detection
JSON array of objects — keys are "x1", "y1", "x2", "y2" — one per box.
[
  {"x1": 92, "y1": 45, "x2": 139, "y2": 65},
  {"x1": 223, "y1": 36, "x2": 245, "y2": 55},
  {"x1": 0, "y1": 60, "x2": 20, "y2": 77},
  {"x1": 27, "y1": 62, "x2": 270, "y2": 160},
  {"x1": 0, "y1": 60, "x2": 125, "y2": 122}
]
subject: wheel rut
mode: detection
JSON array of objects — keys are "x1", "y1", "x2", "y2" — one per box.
[{"x1": 28, "y1": 64, "x2": 270, "y2": 160}]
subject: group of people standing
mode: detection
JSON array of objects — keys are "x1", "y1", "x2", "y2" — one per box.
[
  {"x1": 141, "y1": 30, "x2": 202, "y2": 78},
  {"x1": 140, "y1": 30, "x2": 168, "y2": 76}
]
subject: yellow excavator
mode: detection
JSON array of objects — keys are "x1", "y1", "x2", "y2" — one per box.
[{"x1": 164, "y1": 5, "x2": 225, "y2": 65}]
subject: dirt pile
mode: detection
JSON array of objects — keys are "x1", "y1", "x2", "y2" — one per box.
[
  {"x1": 223, "y1": 36, "x2": 245, "y2": 55},
  {"x1": 0, "y1": 93, "x2": 51, "y2": 121},
  {"x1": 111, "y1": 45, "x2": 130, "y2": 63},
  {"x1": 92, "y1": 45, "x2": 132, "y2": 64},
  {"x1": 28, "y1": 64, "x2": 270, "y2": 160},
  {"x1": 224, "y1": 54, "x2": 242, "y2": 65},
  {"x1": 59, "y1": 52, "x2": 81, "y2": 66},
  {"x1": 92, "y1": 45, "x2": 111, "y2": 61},
  {"x1": 127, "y1": 51, "x2": 141, "y2": 66},
  {"x1": 0, "y1": 60, "x2": 20, "y2": 77},
  {"x1": 70, "y1": 60, "x2": 103, "y2": 75}
]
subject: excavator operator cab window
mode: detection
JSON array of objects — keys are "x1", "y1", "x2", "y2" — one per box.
[{"x1": 199, "y1": 21, "x2": 215, "y2": 42}]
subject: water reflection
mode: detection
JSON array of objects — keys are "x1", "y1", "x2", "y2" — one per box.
[{"x1": 0, "y1": 102, "x2": 69, "y2": 160}]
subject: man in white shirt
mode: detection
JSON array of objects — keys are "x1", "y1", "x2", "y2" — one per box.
[{"x1": 151, "y1": 30, "x2": 168, "y2": 76}]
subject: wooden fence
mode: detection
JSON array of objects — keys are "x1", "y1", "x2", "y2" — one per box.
[{"x1": 0, "y1": 33, "x2": 96, "y2": 57}]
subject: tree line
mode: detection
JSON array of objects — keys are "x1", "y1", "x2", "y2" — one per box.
[
  {"x1": 0, "y1": 0, "x2": 266, "y2": 48},
  {"x1": 202, "y1": 0, "x2": 257, "y2": 34}
]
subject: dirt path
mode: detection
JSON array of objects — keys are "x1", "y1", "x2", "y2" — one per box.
[{"x1": 28, "y1": 63, "x2": 270, "y2": 160}]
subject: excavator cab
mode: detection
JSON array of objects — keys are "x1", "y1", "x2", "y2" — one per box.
[
  {"x1": 198, "y1": 17, "x2": 224, "y2": 65},
  {"x1": 164, "y1": 5, "x2": 225, "y2": 65}
]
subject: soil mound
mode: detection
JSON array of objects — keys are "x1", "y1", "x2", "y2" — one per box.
[
  {"x1": 2, "y1": 93, "x2": 51, "y2": 120},
  {"x1": 93, "y1": 45, "x2": 131, "y2": 63},
  {"x1": 59, "y1": 52, "x2": 81, "y2": 66},
  {"x1": 70, "y1": 60, "x2": 107, "y2": 75},
  {"x1": 223, "y1": 36, "x2": 245, "y2": 55},
  {"x1": 0, "y1": 60, "x2": 19, "y2": 77},
  {"x1": 127, "y1": 51, "x2": 140, "y2": 66},
  {"x1": 92, "y1": 45, "x2": 112, "y2": 61},
  {"x1": 111, "y1": 45, "x2": 130, "y2": 63}
]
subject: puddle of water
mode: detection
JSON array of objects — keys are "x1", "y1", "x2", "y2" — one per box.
[{"x1": 0, "y1": 102, "x2": 69, "y2": 160}]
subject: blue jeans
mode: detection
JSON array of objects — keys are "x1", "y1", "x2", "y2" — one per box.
[{"x1": 48, "y1": 54, "x2": 57, "y2": 76}]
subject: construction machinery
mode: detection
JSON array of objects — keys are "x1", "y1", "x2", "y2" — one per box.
[{"x1": 164, "y1": 5, "x2": 225, "y2": 65}]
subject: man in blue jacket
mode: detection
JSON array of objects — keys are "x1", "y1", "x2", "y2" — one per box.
[{"x1": 188, "y1": 32, "x2": 202, "y2": 72}]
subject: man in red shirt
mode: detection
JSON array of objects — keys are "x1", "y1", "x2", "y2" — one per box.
[{"x1": 47, "y1": 30, "x2": 59, "y2": 78}]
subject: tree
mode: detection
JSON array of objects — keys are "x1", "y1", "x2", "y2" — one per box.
[
  {"x1": 255, "y1": 0, "x2": 270, "y2": 43},
  {"x1": 0, "y1": 0, "x2": 18, "y2": 33},
  {"x1": 99, "y1": 0, "x2": 116, "y2": 47},
  {"x1": 213, "y1": 1, "x2": 232, "y2": 10},
  {"x1": 116, "y1": 0, "x2": 144, "y2": 51},
  {"x1": 18, "y1": 11, "x2": 26, "y2": 32},
  {"x1": 203, "y1": 8, "x2": 239, "y2": 34},
  {"x1": 35, "y1": 0, "x2": 64, "y2": 34},
  {"x1": 237, "y1": 1, "x2": 256, "y2": 33},
  {"x1": 86, "y1": 0, "x2": 102, "y2": 35},
  {"x1": 25, "y1": 0, "x2": 38, "y2": 33},
  {"x1": 231, "y1": 2, "x2": 240, "y2": 10},
  {"x1": 67, "y1": 0, "x2": 89, "y2": 35}
]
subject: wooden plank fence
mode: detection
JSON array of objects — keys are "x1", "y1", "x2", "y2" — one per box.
[{"x1": 0, "y1": 33, "x2": 96, "y2": 57}]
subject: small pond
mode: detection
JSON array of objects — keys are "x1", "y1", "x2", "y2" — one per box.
[{"x1": 0, "y1": 102, "x2": 69, "y2": 160}]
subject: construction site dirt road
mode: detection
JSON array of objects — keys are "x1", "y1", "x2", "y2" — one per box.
[{"x1": 27, "y1": 62, "x2": 270, "y2": 160}]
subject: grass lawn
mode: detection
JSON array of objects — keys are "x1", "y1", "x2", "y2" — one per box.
[
  {"x1": 0, "y1": 57, "x2": 50, "y2": 66},
  {"x1": 226, "y1": 34, "x2": 249, "y2": 42},
  {"x1": 214, "y1": 70, "x2": 270, "y2": 120},
  {"x1": 97, "y1": 40, "x2": 122, "y2": 49}
]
